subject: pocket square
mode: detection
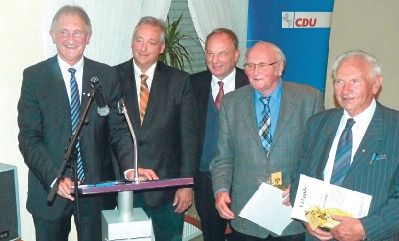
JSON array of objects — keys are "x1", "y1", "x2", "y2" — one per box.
[{"x1": 370, "y1": 153, "x2": 387, "y2": 164}]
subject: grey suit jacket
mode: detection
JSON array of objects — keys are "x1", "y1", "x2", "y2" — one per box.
[
  {"x1": 18, "y1": 56, "x2": 135, "y2": 220},
  {"x1": 210, "y1": 81, "x2": 324, "y2": 238},
  {"x1": 290, "y1": 102, "x2": 399, "y2": 241}
]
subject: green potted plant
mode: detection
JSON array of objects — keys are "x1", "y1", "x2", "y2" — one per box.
[{"x1": 159, "y1": 14, "x2": 198, "y2": 72}]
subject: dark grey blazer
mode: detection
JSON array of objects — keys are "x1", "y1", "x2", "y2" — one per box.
[
  {"x1": 115, "y1": 59, "x2": 200, "y2": 208},
  {"x1": 211, "y1": 81, "x2": 325, "y2": 238},
  {"x1": 18, "y1": 55, "x2": 135, "y2": 220},
  {"x1": 290, "y1": 102, "x2": 399, "y2": 241}
]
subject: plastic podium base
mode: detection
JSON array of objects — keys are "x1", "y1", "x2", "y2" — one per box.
[{"x1": 102, "y1": 208, "x2": 153, "y2": 241}]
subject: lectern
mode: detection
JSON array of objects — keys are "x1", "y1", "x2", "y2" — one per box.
[
  {"x1": 76, "y1": 178, "x2": 193, "y2": 240},
  {"x1": 75, "y1": 99, "x2": 193, "y2": 240}
]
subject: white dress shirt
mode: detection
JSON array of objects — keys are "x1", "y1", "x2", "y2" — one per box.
[{"x1": 323, "y1": 99, "x2": 376, "y2": 183}]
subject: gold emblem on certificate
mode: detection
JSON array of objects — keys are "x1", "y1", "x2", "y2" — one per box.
[{"x1": 271, "y1": 171, "x2": 285, "y2": 190}]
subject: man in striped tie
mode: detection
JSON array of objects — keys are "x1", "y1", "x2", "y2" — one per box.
[
  {"x1": 290, "y1": 50, "x2": 399, "y2": 241},
  {"x1": 115, "y1": 16, "x2": 200, "y2": 241},
  {"x1": 17, "y1": 5, "x2": 135, "y2": 241},
  {"x1": 210, "y1": 41, "x2": 325, "y2": 241}
]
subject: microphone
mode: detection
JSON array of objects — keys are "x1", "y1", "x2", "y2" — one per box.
[{"x1": 90, "y1": 77, "x2": 110, "y2": 116}]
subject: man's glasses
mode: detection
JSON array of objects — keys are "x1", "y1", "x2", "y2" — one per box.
[{"x1": 244, "y1": 61, "x2": 279, "y2": 70}]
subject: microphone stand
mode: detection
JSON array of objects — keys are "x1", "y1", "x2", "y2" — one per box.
[
  {"x1": 47, "y1": 88, "x2": 96, "y2": 241},
  {"x1": 117, "y1": 99, "x2": 139, "y2": 219}
]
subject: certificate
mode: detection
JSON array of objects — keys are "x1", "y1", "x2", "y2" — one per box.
[
  {"x1": 291, "y1": 174, "x2": 372, "y2": 229},
  {"x1": 239, "y1": 183, "x2": 293, "y2": 235}
]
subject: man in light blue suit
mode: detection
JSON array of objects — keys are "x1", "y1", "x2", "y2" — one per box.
[
  {"x1": 210, "y1": 41, "x2": 324, "y2": 241},
  {"x1": 290, "y1": 50, "x2": 399, "y2": 241}
]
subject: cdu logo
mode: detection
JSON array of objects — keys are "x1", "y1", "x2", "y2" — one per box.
[{"x1": 282, "y1": 12, "x2": 332, "y2": 28}]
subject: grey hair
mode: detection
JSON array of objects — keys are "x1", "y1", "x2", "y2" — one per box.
[
  {"x1": 50, "y1": 5, "x2": 92, "y2": 32},
  {"x1": 132, "y1": 16, "x2": 166, "y2": 43},
  {"x1": 245, "y1": 41, "x2": 286, "y2": 67},
  {"x1": 331, "y1": 50, "x2": 382, "y2": 79}
]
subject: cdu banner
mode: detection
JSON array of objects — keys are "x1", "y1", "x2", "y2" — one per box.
[{"x1": 247, "y1": 0, "x2": 335, "y2": 94}]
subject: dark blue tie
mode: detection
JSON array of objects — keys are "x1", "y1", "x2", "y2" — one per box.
[
  {"x1": 330, "y1": 118, "x2": 356, "y2": 185},
  {"x1": 68, "y1": 68, "x2": 85, "y2": 182},
  {"x1": 259, "y1": 96, "x2": 272, "y2": 154}
]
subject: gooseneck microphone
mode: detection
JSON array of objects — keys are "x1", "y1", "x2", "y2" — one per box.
[{"x1": 90, "y1": 77, "x2": 110, "y2": 116}]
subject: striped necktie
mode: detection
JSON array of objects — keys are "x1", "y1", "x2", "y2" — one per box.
[
  {"x1": 259, "y1": 96, "x2": 272, "y2": 155},
  {"x1": 139, "y1": 74, "x2": 149, "y2": 125},
  {"x1": 330, "y1": 118, "x2": 356, "y2": 186},
  {"x1": 68, "y1": 68, "x2": 85, "y2": 181}
]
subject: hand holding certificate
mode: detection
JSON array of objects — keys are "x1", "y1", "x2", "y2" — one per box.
[{"x1": 291, "y1": 175, "x2": 372, "y2": 230}]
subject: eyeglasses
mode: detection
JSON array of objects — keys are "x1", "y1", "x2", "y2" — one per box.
[{"x1": 244, "y1": 61, "x2": 280, "y2": 70}]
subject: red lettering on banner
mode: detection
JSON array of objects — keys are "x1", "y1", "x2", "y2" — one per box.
[
  {"x1": 309, "y1": 18, "x2": 317, "y2": 27},
  {"x1": 295, "y1": 18, "x2": 303, "y2": 26},
  {"x1": 295, "y1": 18, "x2": 318, "y2": 27}
]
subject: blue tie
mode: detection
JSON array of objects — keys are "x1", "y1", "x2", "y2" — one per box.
[
  {"x1": 68, "y1": 68, "x2": 85, "y2": 182},
  {"x1": 330, "y1": 118, "x2": 356, "y2": 185},
  {"x1": 259, "y1": 96, "x2": 272, "y2": 154}
]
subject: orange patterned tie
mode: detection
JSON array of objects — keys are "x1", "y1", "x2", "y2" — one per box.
[{"x1": 139, "y1": 74, "x2": 149, "y2": 125}]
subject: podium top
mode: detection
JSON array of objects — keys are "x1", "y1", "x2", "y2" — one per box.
[{"x1": 75, "y1": 177, "x2": 193, "y2": 195}]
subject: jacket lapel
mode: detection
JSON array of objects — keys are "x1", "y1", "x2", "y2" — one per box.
[
  {"x1": 238, "y1": 88, "x2": 264, "y2": 151},
  {"x1": 344, "y1": 104, "x2": 384, "y2": 183},
  {"x1": 47, "y1": 56, "x2": 71, "y2": 122},
  {"x1": 81, "y1": 58, "x2": 96, "y2": 115},
  {"x1": 314, "y1": 112, "x2": 342, "y2": 180},
  {"x1": 273, "y1": 83, "x2": 296, "y2": 146},
  {"x1": 141, "y1": 61, "x2": 164, "y2": 127}
]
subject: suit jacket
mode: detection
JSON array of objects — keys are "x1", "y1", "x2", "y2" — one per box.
[
  {"x1": 17, "y1": 56, "x2": 135, "y2": 220},
  {"x1": 115, "y1": 59, "x2": 200, "y2": 207},
  {"x1": 191, "y1": 67, "x2": 249, "y2": 159},
  {"x1": 210, "y1": 81, "x2": 324, "y2": 238},
  {"x1": 290, "y1": 102, "x2": 399, "y2": 241}
]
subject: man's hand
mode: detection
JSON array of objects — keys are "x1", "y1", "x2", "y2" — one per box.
[
  {"x1": 57, "y1": 177, "x2": 78, "y2": 201},
  {"x1": 330, "y1": 216, "x2": 366, "y2": 241},
  {"x1": 215, "y1": 190, "x2": 235, "y2": 220},
  {"x1": 173, "y1": 187, "x2": 193, "y2": 213},
  {"x1": 125, "y1": 168, "x2": 159, "y2": 181},
  {"x1": 282, "y1": 185, "x2": 291, "y2": 206},
  {"x1": 303, "y1": 221, "x2": 334, "y2": 241}
]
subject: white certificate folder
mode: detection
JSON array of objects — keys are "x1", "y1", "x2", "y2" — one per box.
[
  {"x1": 239, "y1": 183, "x2": 293, "y2": 235},
  {"x1": 291, "y1": 174, "x2": 372, "y2": 222}
]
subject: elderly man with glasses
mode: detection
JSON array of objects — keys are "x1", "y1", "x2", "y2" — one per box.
[{"x1": 210, "y1": 41, "x2": 324, "y2": 241}]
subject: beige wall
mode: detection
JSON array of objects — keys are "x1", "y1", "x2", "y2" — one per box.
[
  {"x1": 325, "y1": 0, "x2": 399, "y2": 110},
  {"x1": 1, "y1": 1, "x2": 78, "y2": 240}
]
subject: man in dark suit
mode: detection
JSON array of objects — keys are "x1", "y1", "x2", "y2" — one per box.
[
  {"x1": 290, "y1": 50, "x2": 399, "y2": 241},
  {"x1": 191, "y1": 28, "x2": 249, "y2": 241},
  {"x1": 115, "y1": 16, "x2": 200, "y2": 241},
  {"x1": 211, "y1": 41, "x2": 325, "y2": 241},
  {"x1": 17, "y1": 5, "x2": 135, "y2": 241}
]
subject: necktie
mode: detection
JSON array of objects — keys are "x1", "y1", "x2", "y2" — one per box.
[
  {"x1": 139, "y1": 74, "x2": 149, "y2": 125},
  {"x1": 330, "y1": 118, "x2": 356, "y2": 186},
  {"x1": 215, "y1": 81, "x2": 224, "y2": 110},
  {"x1": 68, "y1": 68, "x2": 85, "y2": 181},
  {"x1": 259, "y1": 96, "x2": 272, "y2": 154}
]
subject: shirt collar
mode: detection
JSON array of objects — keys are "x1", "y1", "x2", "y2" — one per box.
[
  {"x1": 254, "y1": 78, "x2": 282, "y2": 102},
  {"x1": 211, "y1": 68, "x2": 236, "y2": 90},
  {"x1": 133, "y1": 60, "x2": 157, "y2": 80},
  {"x1": 58, "y1": 55, "x2": 84, "y2": 71},
  {"x1": 343, "y1": 98, "x2": 376, "y2": 124}
]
